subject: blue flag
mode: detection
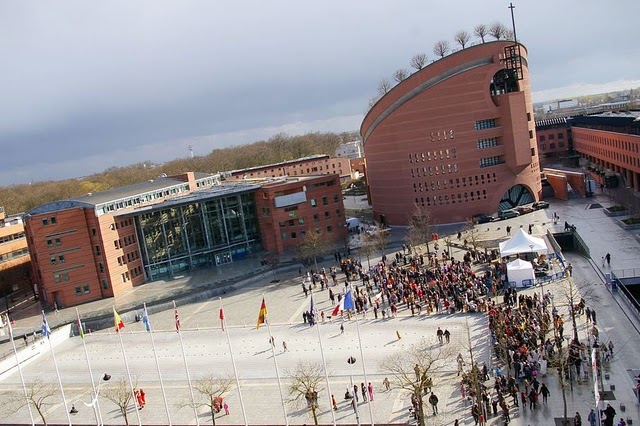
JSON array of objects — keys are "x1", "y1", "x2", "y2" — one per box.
[
  {"x1": 41, "y1": 311, "x2": 51, "y2": 338},
  {"x1": 343, "y1": 288, "x2": 354, "y2": 311},
  {"x1": 142, "y1": 304, "x2": 151, "y2": 333},
  {"x1": 310, "y1": 294, "x2": 315, "y2": 314}
]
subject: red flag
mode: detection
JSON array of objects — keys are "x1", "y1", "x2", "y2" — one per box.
[
  {"x1": 173, "y1": 301, "x2": 180, "y2": 332},
  {"x1": 256, "y1": 297, "x2": 267, "y2": 329},
  {"x1": 113, "y1": 307, "x2": 125, "y2": 332},
  {"x1": 332, "y1": 303, "x2": 340, "y2": 317},
  {"x1": 219, "y1": 307, "x2": 225, "y2": 331}
]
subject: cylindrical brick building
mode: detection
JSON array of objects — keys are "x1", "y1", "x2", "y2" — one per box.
[{"x1": 361, "y1": 41, "x2": 541, "y2": 225}]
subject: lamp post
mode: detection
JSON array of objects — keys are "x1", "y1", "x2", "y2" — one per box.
[
  {"x1": 347, "y1": 356, "x2": 361, "y2": 426},
  {"x1": 69, "y1": 373, "x2": 111, "y2": 425}
]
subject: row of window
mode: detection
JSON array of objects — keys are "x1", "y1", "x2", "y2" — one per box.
[
  {"x1": 41, "y1": 217, "x2": 58, "y2": 226},
  {"x1": 46, "y1": 238, "x2": 62, "y2": 248},
  {"x1": 130, "y1": 265, "x2": 143, "y2": 279},
  {"x1": 0, "y1": 231, "x2": 25, "y2": 245},
  {"x1": 75, "y1": 285, "x2": 91, "y2": 296},
  {"x1": 413, "y1": 173, "x2": 497, "y2": 193},
  {"x1": 479, "y1": 156, "x2": 505, "y2": 168},
  {"x1": 538, "y1": 133, "x2": 564, "y2": 142},
  {"x1": 278, "y1": 209, "x2": 342, "y2": 227},
  {"x1": 110, "y1": 218, "x2": 133, "y2": 231},
  {"x1": 53, "y1": 271, "x2": 69, "y2": 283},
  {"x1": 408, "y1": 149, "x2": 457, "y2": 163},
  {"x1": 114, "y1": 234, "x2": 137, "y2": 250},
  {"x1": 0, "y1": 247, "x2": 29, "y2": 263},
  {"x1": 410, "y1": 164, "x2": 459, "y2": 177},
  {"x1": 309, "y1": 194, "x2": 340, "y2": 207},
  {"x1": 281, "y1": 226, "x2": 334, "y2": 240},
  {"x1": 540, "y1": 142, "x2": 565, "y2": 151},
  {"x1": 415, "y1": 189, "x2": 488, "y2": 207},
  {"x1": 50, "y1": 255, "x2": 65, "y2": 265},
  {"x1": 578, "y1": 139, "x2": 640, "y2": 169},
  {"x1": 96, "y1": 183, "x2": 190, "y2": 215},
  {"x1": 475, "y1": 119, "x2": 496, "y2": 130},
  {"x1": 477, "y1": 138, "x2": 499, "y2": 150}
]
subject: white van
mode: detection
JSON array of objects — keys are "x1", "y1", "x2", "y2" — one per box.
[{"x1": 346, "y1": 217, "x2": 361, "y2": 232}]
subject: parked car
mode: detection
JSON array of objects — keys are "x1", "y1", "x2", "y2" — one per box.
[
  {"x1": 533, "y1": 201, "x2": 550, "y2": 209},
  {"x1": 472, "y1": 213, "x2": 495, "y2": 224},
  {"x1": 498, "y1": 209, "x2": 520, "y2": 220},
  {"x1": 516, "y1": 206, "x2": 535, "y2": 215}
]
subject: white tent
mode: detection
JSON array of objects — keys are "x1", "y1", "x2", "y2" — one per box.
[
  {"x1": 499, "y1": 229, "x2": 547, "y2": 257},
  {"x1": 507, "y1": 258, "x2": 535, "y2": 288}
]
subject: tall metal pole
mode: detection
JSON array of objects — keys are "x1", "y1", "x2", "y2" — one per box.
[
  {"x1": 355, "y1": 318, "x2": 374, "y2": 425},
  {"x1": 220, "y1": 298, "x2": 249, "y2": 425},
  {"x1": 5, "y1": 315, "x2": 35, "y2": 426},
  {"x1": 76, "y1": 308, "x2": 102, "y2": 425},
  {"x1": 315, "y1": 315, "x2": 337, "y2": 426},
  {"x1": 174, "y1": 301, "x2": 199, "y2": 425},
  {"x1": 42, "y1": 311, "x2": 72, "y2": 426},
  {"x1": 508, "y1": 3, "x2": 518, "y2": 43},
  {"x1": 143, "y1": 303, "x2": 172, "y2": 425},
  {"x1": 347, "y1": 357, "x2": 361, "y2": 426},
  {"x1": 115, "y1": 323, "x2": 143, "y2": 426},
  {"x1": 265, "y1": 316, "x2": 289, "y2": 426}
]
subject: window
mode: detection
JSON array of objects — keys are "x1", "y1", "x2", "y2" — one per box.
[
  {"x1": 75, "y1": 287, "x2": 82, "y2": 296},
  {"x1": 50, "y1": 256, "x2": 57, "y2": 265},
  {"x1": 313, "y1": 214, "x2": 320, "y2": 222},
  {"x1": 95, "y1": 245, "x2": 101, "y2": 256},
  {"x1": 474, "y1": 119, "x2": 496, "y2": 130},
  {"x1": 336, "y1": 209, "x2": 342, "y2": 217},
  {"x1": 291, "y1": 232, "x2": 297, "y2": 239},
  {"x1": 548, "y1": 134, "x2": 555, "y2": 140},
  {"x1": 541, "y1": 144, "x2": 546, "y2": 150},
  {"x1": 262, "y1": 207, "x2": 271, "y2": 216},
  {"x1": 539, "y1": 135, "x2": 546, "y2": 142},
  {"x1": 83, "y1": 285, "x2": 90, "y2": 294},
  {"x1": 54, "y1": 273, "x2": 61, "y2": 283},
  {"x1": 322, "y1": 196, "x2": 328, "y2": 205},
  {"x1": 310, "y1": 198, "x2": 317, "y2": 207},
  {"x1": 558, "y1": 133, "x2": 564, "y2": 139},
  {"x1": 102, "y1": 279, "x2": 108, "y2": 289},
  {"x1": 333, "y1": 194, "x2": 339, "y2": 202},
  {"x1": 476, "y1": 138, "x2": 498, "y2": 149},
  {"x1": 42, "y1": 218, "x2": 49, "y2": 226},
  {"x1": 479, "y1": 156, "x2": 504, "y2": 168},
  {"x1": 50, "y1": 217, "x2": 57, "y2": 225},
  {"x1": 327, "y1": 225, "x2": 333, "y2": 232},
  {"x1": 528, "y1": 130, "x2": 534, "y2": 139},
  {"x1": 550, "y1": 143, "x2": 556, "y2": 149},
  {"x1": 46, "y1": 239, "x2": 53, "y2": 248},
  {"x1": 58, "y1": 255, "x2": 65, "y2": 264},
  {"x1": 324, "y1": 211, "x2": 330, "y2": 219},
  {"x1": 62, "y1": 272, "x2": 69, "y2": 281},
  {"x1": 55, "y1": 238, "x2": 61, "y2": 246},
  {"x1": 99, "y1": 262, "x2": 104, "y2": 273},
  {"x1": 281, "y1": 232, "x2": 288, "y2": 240},
  {"x1": 92, "y1": 228, "x2": 97, "y2": 236},
  {"x1": 531, "y1": 148, "x2": 536, "y2": 156}
]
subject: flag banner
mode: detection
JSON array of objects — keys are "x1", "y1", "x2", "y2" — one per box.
[
  {"x1": 113, "y1": 307, "x2": 125, "y2": 332},
  {"x1": 310, "y1": 294, "x2": 315, "y2": 314},
  {"x1": 173, "y1": 301, "x2": 181, "y2": 332},
  {"x1": 219, "y1": 306, "x2": 225, "y2": 331},
  {"x1": 343, "y1": 288, "x2": 354, "y2": 311},
  {"x1": 331, "y1": 303, "x2": 341, "y2": 317},
  {"x1": 373, "y1": 291, "x2": 383, "y2": 303},
  {"x1": 256, "y1": 297, "x2": 267, "y2": 329},
  {"x1": 76, "y1": 316, "x2": 85, "y2": 339},
  {"x1": 143, "y1": 304, "x2": 151, "y2": 333},
  {"x1": 41, "y1": 311, "x2": 51, "y2": 338}
]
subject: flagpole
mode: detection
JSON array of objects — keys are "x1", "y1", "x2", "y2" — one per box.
[
  {"x1": 113, "y1": 307, "x2": 142, "y2": 426},
  {"x1": 174, "y1": 300, "x2": 200, "y2": 426},
  {"x1": 143, "y1": 303, "x2": 172, "y2": 425},
  {"x1": 314, "y1": 310, "x2": 336, "y2": 426},
  {"x1": 42, "y1": 311, "x2": 72, "y2": 426},
  {"x1": 75, "y1": 308, "x2": 102, "y2": 426},
  {"x1": 5, "y1": 314, "x2": 35, "y2": 426},
  {"x1": 219, "y1": 297, "x2": 248, "y2": 425},
  {"x1": 355, "y1": 318, "x2": 374, "y2": 426},
  {"x1": 263, "y1": 295, "x2": 289, "y2": 426}
]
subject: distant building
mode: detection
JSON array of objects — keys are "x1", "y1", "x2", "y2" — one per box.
[
  {"x1": 0, "y1": 207, "x2": 31, "y2": 299},
  {"x1": 335, "y1": 140, "x2": 363, "y2": 159},
  {"x1": 24, "y1": 171, "x2": 346, "y2": 309},
  {"x1": 225, "y1": 155, "x2": 353, "y2": 183},
  {"x1": 535, "y1": 117, "x2": 572, "y2": 166},
  {"x1": 361, "y1": 41, "x2": 541, "y2": 225}
]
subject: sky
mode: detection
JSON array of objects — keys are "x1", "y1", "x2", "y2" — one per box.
[{"x1": 1, "y1": 1, "x2": 639, "y2": 186}]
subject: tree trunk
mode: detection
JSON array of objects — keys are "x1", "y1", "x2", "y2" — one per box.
[
  {"x1": 211, "y1": 405, "x2": 217, "y2": 425},
  {"x1": 311, "y1": 405, "x2": 319, "y2": 425},
  {"x1": 418, "y1": 395, "x2": 426, "y2": 426}
]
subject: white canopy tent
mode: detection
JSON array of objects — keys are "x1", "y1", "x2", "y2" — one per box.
[
  {"x1": 506, "y1": 258, "x2": 535, "y2": 288},
  {"x1": 499, "y1": 229, "x2": 547, "y2": 258}
]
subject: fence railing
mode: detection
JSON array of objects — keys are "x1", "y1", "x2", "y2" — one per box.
[{"x1": 612, "y1": 268, "x2": 640, "y2": 278}]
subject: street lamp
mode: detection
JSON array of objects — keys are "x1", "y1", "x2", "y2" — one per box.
[
  {"x1": 347, "y1": 356, "x2": 361, "y2": 426},
  {"x1": 70, "y1": 373, "x2": 111, "y2": 424}
]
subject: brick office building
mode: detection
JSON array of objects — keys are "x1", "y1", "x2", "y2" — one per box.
[
  {"x1": 572, "y1": 112, "x2": 640, "y2": 191},
  {"x1": 226, "y1": 155, "x2": 353, "y2": 183},
  {"x1": 535, "y1": 117, "x2": 572, "y2": 166},
  {"x1": 24, "y1": 172, "x2": 345, "y2": 308},
  {"x1": 0, "y1": 207, "x2": 31, "y2": 298},
  {"x1": 255, "y1": 175, "x2": 347, "y2": 254},
  {"x1": 361, "y1": 41, "x2": 541, "y2": 225}
]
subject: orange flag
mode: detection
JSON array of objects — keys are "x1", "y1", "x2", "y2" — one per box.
[
  {"x1": 113, "y1": 307, "x2": 125, "y2": 332},
  {"x1": 256, "y1": 297, "x2": 267, "y2": 329}
]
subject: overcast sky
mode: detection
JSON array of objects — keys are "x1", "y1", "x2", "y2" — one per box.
[{"x1": 1, "y1": 1, "x2": 639, "y2": 186}]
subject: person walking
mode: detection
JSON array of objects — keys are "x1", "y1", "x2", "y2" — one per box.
[
  {"x1": 587, "y1": 409, "x2": 597, "y2": 426},
  {"x1": 606, "y1": 252, "x2": 611, "y2": 267},
  {"x1": 340, "y1": 323, "x2": 344, "y2": 334},
  {"x1": 574, "y1": 411, "x2": 582, "y2": 426},
  {"x1": 383, "y1": 377, "x2": 391, "y2": 391},
  {"x1": 368, "y1": 382, "x2": 374, "y2": 401},
  {"x1": 436, "y1": 327, "x2": 444, "y2": 344},
  {"x1": 539, "y1": 383, "x2": 550, "y2": 404},
  {"x1": 414, "y1": 364, "x2": 421, "y2": 382},
  {"x1": 428, "y1": 392, "x2": 439, "y2": 415},
  {"x1": 332, "y1": 394, "x2": 338, "y2": 411},
  {"x1": 360, "y1": 383, "x2": 368, "y2": 402},
  {"x1": 223, "y1": 402, "x2": 230, "y2": 415},
  {"x1": 444, "y1": 329, "x2": 451, "y2": 343},
  {"x1": 353, "y1": 385, "x2": 359, "y2": 403},
  {"x1": 282, "y1": 340, "x2": 288, "y2": 352}
]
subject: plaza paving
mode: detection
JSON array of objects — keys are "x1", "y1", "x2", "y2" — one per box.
[{"x1": 1, "y1": 191, "x2": 640, "y2": 425}]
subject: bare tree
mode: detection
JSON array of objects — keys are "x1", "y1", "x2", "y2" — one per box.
[
  {"x1": 5, "y1": 378, "x2": 57, "y2": 426},
  {"x1": 377, "y1": 78, "x2": 392, "y2": 95},
  {"x1": 287, "y1": 361, "x2": 325, "y2": 426},
  {"x1": 488, "y1": 22, "x2": 507, "y2": 40},
  {"x1": 263, "y1": 252, "x2": 280, "y2": 283},
  {"x1": 358, "y1": 233, "x2": 377, "y2": 270},
  {"x1": 504, "y1": 29, "x2": 515, "y2": 41},
  {"x1": 474, "y1": 24, "x2": 488, "y2": 43},
  {"x1": 405, "y1": 203, "x2": 433, "y2": 255},
  {"x1": 102, "y1": 377, "x2": 138, "y2": 426},
  {"x1": 379, "y1": 340, "x2": 450, "y2": 426},
  {"x1": 367, "y1": 96, "x2": 380, "y2": 110},
  {"x1": 393, "y1": 68, "x2": 409, "y2": 83},
  {"x1": 296, "y1": 230, "x2": 329, "y2": 272},
  {"x1": 454, "y1": 30, "x2": 471, "y2": 49},
  {"x1": 190, "y1": 375, "x2": 234, "y2": 426},
  {"x1": 410, "y1": 53, "x2": 428, "y2": 70},
  {"x1": 433, "y1": 40, "x2": 450, "y2": 58}
]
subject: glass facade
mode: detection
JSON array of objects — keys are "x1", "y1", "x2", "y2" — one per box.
[{"x1": 134, "y1": 192, "x2": 261, "y2": 280}]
